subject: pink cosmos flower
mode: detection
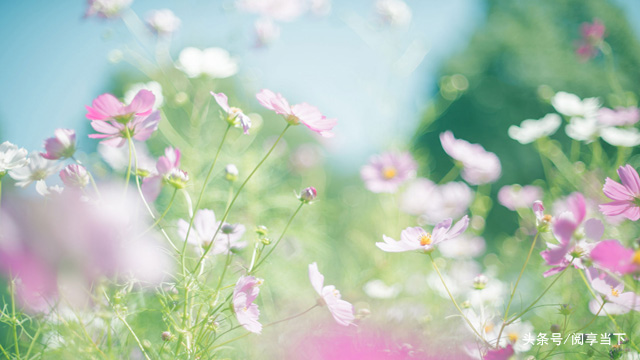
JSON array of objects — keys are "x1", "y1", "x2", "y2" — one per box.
[
  {"x1": 599, "y1": 164, "x2": 640, "y2": 221},
  {"x1": 497, "y1": 184, "x2": 543, "y2": 211},
  {"x1": 540, "y1": 193, "x2": 604, "y2": 276},
  {"x1": 400, "y1": 179, "x2": 473, "y2": 224},
  {"x1": 586, "y1": 267, "x2": 640, "y2": 315},
  {"x1": 256, "y1": 89, "x2": 337, "y2": 137},
  {"x1": 598, "y1": 107, "x2": 640, "y2": 126},
  {"x1": 210, "y1": 92, "x2": 251, "y2": 134},
  {"x1": 59, "y1": 164, "x2": 90, "y2": 188},
  {"x1": 576, "y1": 19, "x2": 606, "y2": 61},
  {"x1": 233, "y1": 275, "x2": 263, "y2": 333},
  {"x1": 89, "y1": 110, "x2": 160, "y2": 147},
  {"x1": 439, "y1": 131, "x2": 501, "y2": 185},
  {"x1": 86, "y1": 90, "x2": 154, "y2": 122},
  {"x1": 41, "y1": 129, "x2": 76, "y2": 160},
  {"x1": 176, "y1": 209, "x2": 247, "y2": 254},
  {"x1": 308, "y1": 262, "x2": 355, "y2": 326},
  {"x1": 360, "y1": 151, "x2": 417, "y2": 193},
  {"x1": 484, "y1": 345, "x2": 514, "y2": 360},
  {"x1": 590, "y1": 240, "x2": 640, "y2": 275},
  {"x1": 376, "y1": 215, "x2": 469, "y2": 253},
  {"x1": 141, "y1": 147, "x2": 189, "y2": 202}
]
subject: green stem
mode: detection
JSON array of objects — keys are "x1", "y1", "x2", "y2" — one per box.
[
  {"x1": 250, "y1": 202, "x2": 304, "y2": 274},
  {"x1": 124, "y1": 129, "x2": 133, "y2": 195},
  {"x1": 191, "y1": 124, "x2": 291, "y2": 275},
  {"x1": 438, "y1": 165, "x2": 459, "y2": 184},
  {"x1": 505, "y1": 259, "x2": 573, "y2": 326},
  {"x1": 600, "y1": 42, "x2": 626, "y2": 101},
  {"x1": 143, "y1": 188, "x2": 177, "y2": 233},
  {"x1": 10, "y1": 280, "x2": 20, "y2": 360},
  {"x1": 495, "y1": 232, "x2": 539, "y2": 347},
  {"x1": 103, "y1": 290, "x2": 151, "y2": 360},
  {"x1": 428, "y1": 254, "x2": 492, "y2": 347}
]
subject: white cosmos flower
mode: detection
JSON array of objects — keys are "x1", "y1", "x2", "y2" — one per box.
[
  {"x1": 600, "y1": 127, "x2": 640, "y2": 147},
  {"x1": 508, "y1": 113, "x2": 561, "y2": 144},
  {"x1": 177, "y1": 47, "x2": 238, "y2": 79},
  {"x1": 565, "y1": 116, "x2": 600, "y2": 142},
  {"x1": 0, "y1": 141, "x2": 29, "y2": 173},
  {"x1": 551, "y1": 91, "x2": 601, "y2": 118},
  {"x1": 8, "y1": 151, "x2": 60, "y2": 187},
  {"x1": 35, "y1": 180, "x2": 64, "y2": 197},
  {"x1": 501, "y1": 321, "x2": 535, "y2": 353},
  {"x1": 146, "y1": 9, "x2": 181, "y2": 35},
  {"x1": 125, "y1": 81, "x2": 164, "y2": 109},
  {"x1": 376, "y1": 0, "x2": 412, "y2": 27}
]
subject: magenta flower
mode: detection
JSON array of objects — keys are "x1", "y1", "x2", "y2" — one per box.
[
  {"x1": 377, "y1": 215, "x2": 469, "y2": 253},
  {"x1": 298, "y1": 186, "x2": 317, "y2": 203},
  {"x1": 591, "y1": 240, "x2": 640, "y2": 275},
  {"x1": 308, "y1": 262, "x2": 355, "y2": 326},
  {"x1": 439, "y1": 131, "x2": 501, "y2": 185},
  {"x1": 141, "y1": 147, "x2": 189, "y2": 202},
  {"x1": 233, "y1": 275, "x2": 263, "y2": 333},
  {"x1": 256, "y1": 89, "x2": 337, "y2": 137},
  {"x1": 86, "y1": 90, "x2": 154, "y2": 122},
  {"x1": 89, "y1": 110, "x2": 160, "y2": 147},
  {"x1": 41, "y1": 129, "x2": 76, "y2": 160},
  {"x1": 211, "y1": 92, "x2": 251, "y2": 134},
  {"x1": 360, "y1": 151, "x2": 417, "y2": 193},
  {"x1": 59, "y1": 164, "x2": 90, "y2": 188},
  {"x1": 484, "y1": 345, "x2": 514, "y2": 360},
  {"x1": 498, "y1": 184, "x2": 543, "y2": 211},
  {"x1": 599, "y1": 165, "x2": 640, "y2": 221}
]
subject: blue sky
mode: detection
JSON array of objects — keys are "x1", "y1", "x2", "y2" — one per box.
[{"x1": 0, "y1": 0, "x2": 487, "y2": 170}]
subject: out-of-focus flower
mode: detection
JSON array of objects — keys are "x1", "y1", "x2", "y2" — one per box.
[
  {"x1": 86, "y1": 90, "x2": 155, "y2": 122},
  {"x1": 375, "y1": 0, "x2": 412, "y2": 27},
  {"x1": 290, "y1": 144, "x2": 323, "y2": 172},
  {"x1": 500, "y1": 322, "x2": 534, "y2": 353},
  {"x1": 400, "y1": 179, "x2": 473, "y2": 225},
  {"x1": 176, "y1": 209, "x2": 247, "y2": 254},
  {"x1": 141, "y1": 147, "x2": 189, "y2": 202},
  {"x1": 35, "y1": 180, "x2": 63, "y2": 197},
  {"x1": 41, "y1": 129, "x2": 76, "y2": 160},
  {"x1": 551, "y1": 92, "x2": 601, "y2": 119},
  {"x1": 484, "y1": 345, "x2": 514, "y2": 360},
  {"x1": 586, "y1": 267, "x2": 640, "y2": 314},
  {"x1": 98, "y1": 141, "x2": 155, "y2": 174},
  {"x1": 210, "y1": 92, "x2": 251, "y2": 134},
  {"x1": 59, "y1": 164, "x2": 90, "y2": 188},
  {"x1": 565, "y1": 116, "x2": 600, "y2": 142},
  {"x1": 363, "y1": 279, "x2": 401, "y2": 299},
  {"x1": 85, "y1": 0, "x2": 132, "y2": 18},
  {"x1": 257, "y1": 89, "x2": 337, "y2": 137},
  {"x1": 600, "y1": 127, "x2": 640, "y2": 147},
  {"x1": 298, "y1": 186, "x2": 317, "y2": 203},
  {"x1": 377, "y1": 215, "x2": 469, "y2": 253},
  {"x1": 9, "y1": 152, "x2": 60, "y2": 188},
  {"x1": 233, "y1": 275, "x2": 263, "y2": 333},
  {"x1": 360, "y1": 151, "x2": 417, "y2": 193},
  {"x1": 89, "y1": 110, "x2": 160, "y2": 147},
  {"x1": 598, "y1": 107, "x2": 639, "y2": 126},
  {"x1": 533, "y1": 200, "x2": 546, "y2": 226},
  {"x1": 576, "y1": 19, "x2": 606, "y2": 61},
  {"x1": 146, "y1": 9, "x2": 181, "y2": 36},
  {"x1": 0, "y1": 141, "x2": 29, "y2": 174},
  {"x1": 508, "y1": 113, "x2": 561, "y2": 144},
  {"x1": 125, "y1": 82, "x2": 164, "y2": 109},
  {"x1": 177, "y1": 47, "x2": 238, "y2": 78},
  {"x1": 497, "y1": 184, "x2": 543, "y2": 211},
  {"x1": 440, "y1": 131, "x2": 501, "y2": 185},
  {"x1": 472, "y1": 274, "x2": 488, "y2": 290},
  {"x1": 224, "y1": 164, "x2": 239, "y2": 182},
  {"x1": 600, "y1": 165, "x2": 640, "y2": 221},
  {"x1": 591, "y1": 240, "x2": 640, "y2": 275},
  {"x1": 308, "y1": 262, "x2": 355, "y2": 326},
  {"x1": 0, "y1": 187, "x2": 172, "y2": 312},
  {"x1": 254, "y1": 18, "x2": 281, "y2": 47},
  {"x1": 438, "y1": 234, "x2": 486, "y2": 259},
  {"x1": 236, "y1": 0, "x2": 306, "y2": 22}
]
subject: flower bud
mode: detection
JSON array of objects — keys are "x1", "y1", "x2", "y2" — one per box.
[
  {"x1": 166, "y1": 169, "x2": 189, "y2": 189},
  {"x1": 356, "y1": 308, "x2": 371, "y2": 319},
  {"x1": 299, "y1": 186, "x2": 317, "y2": 203},
  {"x1": 255, "y1": 225, "x2": 268, "y2": 238},
  {"x1": 550, "y1": 324, "x2": 561, "y2": 333},
  {"x1": 59, "y1": 164, "x2": 89, "y2": 188},
  {"x1": 473, "y1": 274, "x2": 488, "y2": 290},
  {"x1": 42, "y1": 129, "x2": 76, "y2": 160},
  {"x1": 558, "y1": 304, "x2": 574, "y2": 316},
  {"x1": 224, "y1": 164, "x2": 238, "y2": 182},
  {"x1": 161, "y1": 331, "x2": 173, "y2": 342},
  {"x1": 260, "y1": 237, "x2": 272, "y2": 246}
]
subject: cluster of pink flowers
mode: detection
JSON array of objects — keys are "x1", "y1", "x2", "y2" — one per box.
[
  {"x1": 440, "y1": 131, "x2": 501, "y2": 185},
  {"x1": 576, "y1": 18, "x2": 606, "y2": 61}
]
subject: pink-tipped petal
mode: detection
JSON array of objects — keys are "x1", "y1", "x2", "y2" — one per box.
[
  {"x1": 211, "y1": 92, "x2": 231, "y2": 113},
  {"x1": 125, "y1": 89, "x2": 155, "y2": 115},
  {"x1": 618, "y1": 165, "x2": 640, "y2": 196}
]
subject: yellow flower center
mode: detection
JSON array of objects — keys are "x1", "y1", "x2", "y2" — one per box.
[
  {"x1": 484, "y1": 324, "x2": 494, "y2": 333},
  {"x1": 382, "y1": 167, "x2": 397, "y2": 179},
  {"x1": 508, "y1": 333, "x2": 519, "y2": 343},
  {"x1": 419, "y1": 233, "x2": 432, "y2": 246},
  {"x1": 543, "y1": 214, "x2": 552, "y2": 222},
  {"x1": 611, "y1": 287, "x2": 620, "y2": 297},
  {"x1": 632, "y1": 250, "x2": 640, "y2": 266}
]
